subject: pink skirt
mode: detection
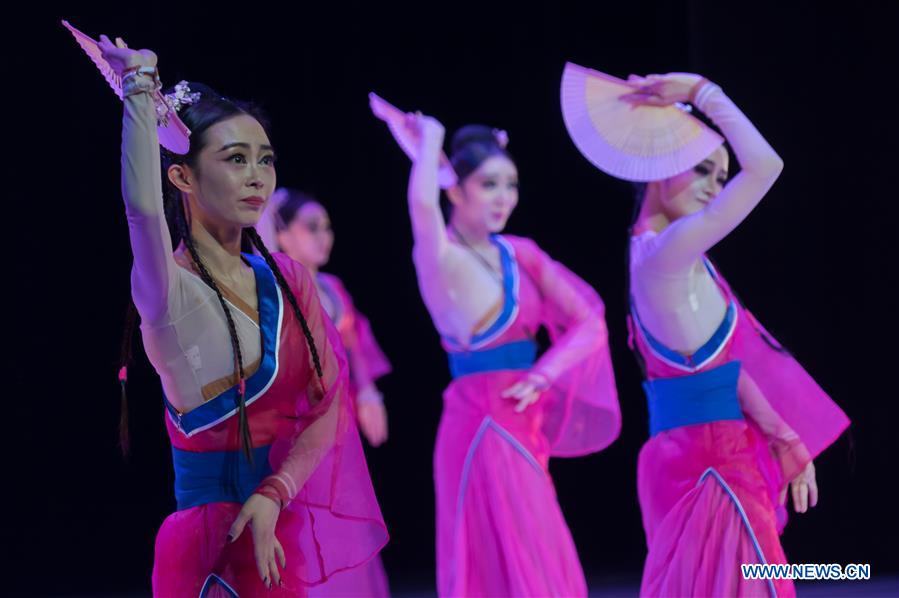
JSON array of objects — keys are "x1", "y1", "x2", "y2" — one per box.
[
  {"x1": 434, "y1": 370, "x2": 587, "y2": 597},
  {"x1": 152, "y1": 502, "x2": 310, "y2": 597},
  {"x1": 308, "y1": 554, "x2": 390, "y2": 598},
  {"x1": 638, "y1": 420, "x2": 794, "y2": 597}
]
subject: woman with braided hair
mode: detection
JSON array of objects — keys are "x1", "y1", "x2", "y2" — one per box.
[
  {"x1": 373, "y1": 105, "x2": 620, "y2": 597},
  {"x1": 98, "y1": 35, "x2": 386, "y2": 596}
]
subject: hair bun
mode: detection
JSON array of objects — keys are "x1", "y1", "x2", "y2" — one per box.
[{"x1": 451, "y1": 124, "x2": 502, "y2": 154}]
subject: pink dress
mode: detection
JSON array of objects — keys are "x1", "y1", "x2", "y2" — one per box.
[
  {"x1": 630, "y1": 259, "x2": 849, "y2": 597},
  {"x1": 118, "y1": 91, "x2": 387, "y2": 597},
  {"x1": 434, "y1": 234, "x2": 620, "y2": 597},
  {"x1": 309, "y1": 273, "x2": 392, "y2": 598},
  {"x1": 625, "y1": 81, "x2": 849, "y2": 597}
]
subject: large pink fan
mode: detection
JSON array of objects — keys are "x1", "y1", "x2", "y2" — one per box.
[
  {"x1": 369, "y1": 92, "x2": 458, "y2": 188},
  {"x1": 561, "y1": 62, "x2": 723, "y2": 182},
  {"x1": 62, "y1": 20, "x2": 191, "y2": 154}
]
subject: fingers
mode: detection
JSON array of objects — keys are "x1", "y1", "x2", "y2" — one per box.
[
  {"x1": 808, "y1": 469, "x2": 819, "y2": 508},
  {"x1": 254, "y1": 540, "x2": 270, "y2": 587},
  {"x1": 253, "y1": 529, "x2": 280, "y2": 589},
  {"x1": 228, "y1": 508, "x2": 251, "y2": 543},
  {"x1": 503, "y1": 380, "x2": 542, "y2": 412},
  {"x1": 369, "y1": 418, "x2": 387, "y2": 447},
  {"x1": 115, "y1": 37, "x2": 127, "y2": 49},
  {"x1": 501, "y1": 382, "x2": 524, "y2": 398},
  {"x1": 620, "y1": 93, "x2": 670, "y2": 107},
  {"x1": 358, "y1": 403, "x2": 388, "y2": 447},
  {"x1": 792, "y1": 479, "x2": 809, "y2": 513},
  {"x1": 275, "y1": 537, "x2": 287, "y2": 570},
  {"x1": 268, "y1": 551, "x2": 282, "y2": 588},
  {"x1": 514, "y1": 391, "x2": 540, "y2": 413},
  {"x1": 252, "y1": 536, "x2": 285, "y2": 589}
]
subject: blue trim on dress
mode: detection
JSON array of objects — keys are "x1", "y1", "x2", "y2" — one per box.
[
  {"x1": 699, "y1": 467, "x2": 778, "y2": 598},
  {"x1": 443, "y1": 235, "x2": 520, "y2": 352},
  {"x1": 199, "y1": 573, "x2": 240, "y2": 598},
  {"x1": 165, "y1": 253, "x2": 283, "y2": 437}
]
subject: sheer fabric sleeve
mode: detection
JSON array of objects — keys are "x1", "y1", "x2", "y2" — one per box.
[
  {"x1": 255, "y1": 254, "x2": 387, "y2": 583},
  {"x1": 120, "y1": 92, "x2": 181, "y2": 324},
  {"x1": 640, "y1": 87, "x2": 784, "y2": 274},
  {"x1": 511, "y1": 237, "x2": 620, "y2": 456}
]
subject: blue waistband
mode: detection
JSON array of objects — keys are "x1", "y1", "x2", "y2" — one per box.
[
  {"x1": 644, "y1": 361, "x2": 744, "y2": 436},
  {"x1": 447, "y1": 339, "x2": 538, "y2": 379},
  {"x1": 172, "y1": 444, "x2": 273, "y2": 511}
]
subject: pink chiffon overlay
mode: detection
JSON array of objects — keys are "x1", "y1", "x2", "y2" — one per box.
[
  {"x1": 631, "y1": 262, "x2": 849, "y2": 597},
  {"x1": 310, "y1": 273, "x2": 392, "y2": 598},
  {"x1": 152, "y1": 254, "x2": 388, "y2": 597},
  {"x1": 435, "y1": 235, "x2": 620, "y2": 597}
]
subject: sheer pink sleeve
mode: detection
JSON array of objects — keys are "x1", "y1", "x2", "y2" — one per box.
[
  {"x1": 641, "y1": 86, "x2": 785, "y2": 273},
  {"x1": 326, "y1": 275, "x2": 392, "y2": 395},
  {"x1": 738, "y1": 368, "x2": 811, "y2": 483},
  {"x1": 256, "y1": 255, "x2": 387, "y2": 581},
  {"x1": 510, "y1": 237, "x2": 620, "y2": 456},
  {"x1": 120, "y1": 92, "x2": 181, "y2": 324}
]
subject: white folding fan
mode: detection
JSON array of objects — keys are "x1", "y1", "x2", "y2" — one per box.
[
  {"x1": 369, "y1": 92, "x2": 458, "y2": 189},
  {"x1": 62, "y1": 20, "x2": 191, "y2": 154},
  {"x1": 561, "y1": 62, "x2": 723, "y2": 182}
]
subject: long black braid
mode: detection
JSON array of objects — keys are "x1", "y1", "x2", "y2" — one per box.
[
  {"x1": 245, "y1": 227, "x2": 325, "y2": 387},
  {"x1": 175, "y1": 200, "x2": 255, "y2": 461}
]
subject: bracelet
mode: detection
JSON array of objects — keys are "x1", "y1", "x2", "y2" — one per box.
[
  {"x1": 528, "y1": 371, "x2": 551, "y2": 392},
  {"x1": 690, "y1": 79, "x2": 722, "y2": 112},
  {"x1": 688, "y1": 77, "x2": 710, "y2": 104},
  {"x1": 122, "y1": 66, "x2": 161, "y2": 97}
]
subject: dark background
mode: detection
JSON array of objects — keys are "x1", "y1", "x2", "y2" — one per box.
[{"x1": 6, "y1": 2, "x2": 897, "y2": 595}]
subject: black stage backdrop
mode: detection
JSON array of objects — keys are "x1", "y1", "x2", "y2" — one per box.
[{"x1": 5, "y1": 2, "x2": 897, "y2": 594}]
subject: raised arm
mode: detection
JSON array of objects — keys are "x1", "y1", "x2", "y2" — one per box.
[
  {"x1": 99, "y1": 36, "x2": 180, "y2": 324},
  {"x1": 406, "y1": 114, "x2": 452, "y2": 268},
  {"x1": 632, "y1": 74, "x2": 785, "y2": 272}
]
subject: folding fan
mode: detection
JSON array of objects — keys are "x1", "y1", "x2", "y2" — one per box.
[
  {"x1": 369, "y1": 92, "x2": 458, "y2": 188},
  {"x1": 62, "y1": 20, "x2": 191, "y2": 154},
  {"x1": 561, "y1": 62, "x2": 723, "y2": 182}
]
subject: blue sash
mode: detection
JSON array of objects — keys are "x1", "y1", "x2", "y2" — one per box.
[
  {"x1": 644, "y1": 361, "x2": 744, "y2": 436},
  {"x1": 172, "y1": 444, "x2": 273, "y2": 510},
  {"x1": 448, "y1": 339, "x2": 538, "y2": 379}
]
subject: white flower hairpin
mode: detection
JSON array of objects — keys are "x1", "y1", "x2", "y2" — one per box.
[
  {"x1": 165, "y1": 81, "x2": 202, "y2": 113},
  {"x1": 493, "y1": 128, "x2": 510, "y2": 149}
]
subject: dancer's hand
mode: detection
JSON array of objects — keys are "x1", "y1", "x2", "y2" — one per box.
[
  {"x1": 780, "y1": 461, "x2": 818, "y2": 514},
  {"x1": 502, "y1": 372, "x2": 550, "y2": 413},
  {"x1": 357, "y1": 386, "x2": 389, "y2": 447},
  {"x1": 97, "y1": 34, "x2": 157, "y2": 76},
  {"x1": 404, "y1": 111, "x2": 446, "y2": 153},
  {"x1": 620, "y1": 72, "x2": 704, "y2": 107},
  {"x1": 229, "y1": 494, "x2": 286, "y2": 589}
]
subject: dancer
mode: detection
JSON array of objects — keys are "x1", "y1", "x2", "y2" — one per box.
[
  {"x1": 93, "y1": 34, "x2": 386, "y2": 596},
  {"x1": 372, "y1": 96, "x2": 620, "y2": 597},
  {"x1": 258, "y1": 188, "x2": 392, "y2": 597},
  {"x1": 567, "y1": 70, "x2": 849, "y2": 597}
]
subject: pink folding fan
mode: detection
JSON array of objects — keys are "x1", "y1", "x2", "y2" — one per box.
[
  {"x1": 369, "y1": 92, "x2": 458, "y2": 189},
  {"x1": 62, "y1": 20, "x2": 191, "y2": 154},
  {"x1": 561, "y1": 62, "x2": 723, "y2": 182}
]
